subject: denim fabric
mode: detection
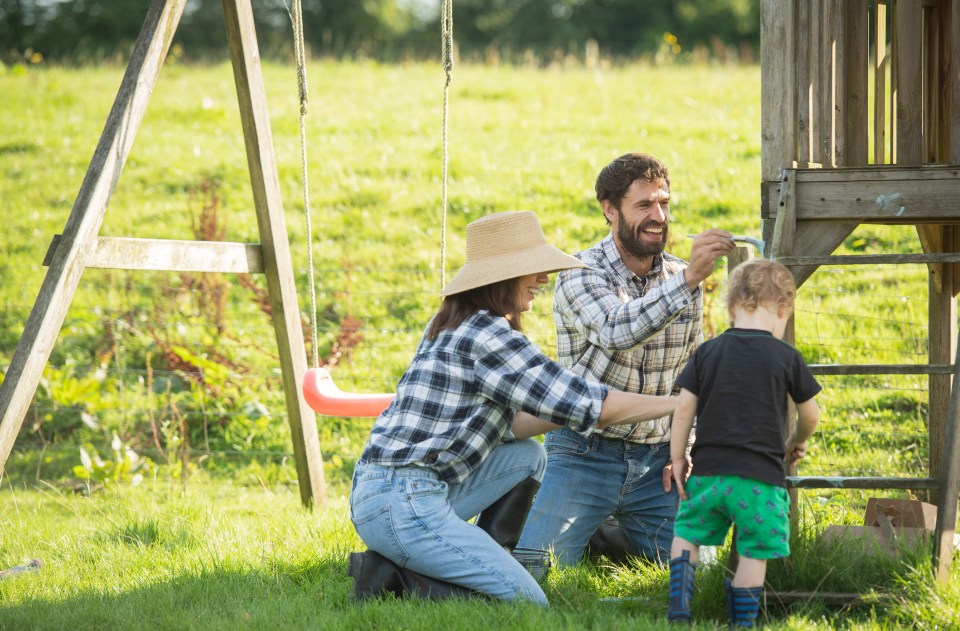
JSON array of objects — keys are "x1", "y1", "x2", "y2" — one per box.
[
  {"x1": 350, "y1": 439, "x2": 547, "y2": 603},
  {"x1": 516, "y1": 428, "x2": 678, "y2": 567}
]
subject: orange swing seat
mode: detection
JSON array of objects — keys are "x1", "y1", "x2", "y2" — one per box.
[{"x1": 302, "y1": 367, "x2": 395, "y2": 417}]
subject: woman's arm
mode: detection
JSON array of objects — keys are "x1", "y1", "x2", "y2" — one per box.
[
  {"x1": 510, "y1": 391, "x2": 677, "y2": 439},
  {"x1": 596, "y1": 390, "x2": 678, "y2": 428}
]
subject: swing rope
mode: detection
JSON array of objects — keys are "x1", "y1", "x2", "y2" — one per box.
[
  {"x1": 439, "y1": 0, "x2": 453, "y2": 289},
  {"x1": 290, "y1": 0, "x2": 319, "y2": 369},
  {"x1": 294, "y1": 1, "x2": 455, "y2": 416}
]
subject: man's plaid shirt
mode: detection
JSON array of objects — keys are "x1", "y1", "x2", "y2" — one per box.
[
  {"x1": 360, "y1": 311, "x2": 608, "y2": 484},
  {"x1": 554, "y1": 234, "x2": 702, "y2": 444}
]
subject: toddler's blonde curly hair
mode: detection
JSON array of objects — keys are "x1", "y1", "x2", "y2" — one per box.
[{"x1": 725, "y1": 259, "x2": 796, "y2": 314}]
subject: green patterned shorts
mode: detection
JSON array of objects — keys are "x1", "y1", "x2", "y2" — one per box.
[{"x1": 674, "y1": 474, "x2": 791, "y2": 560}]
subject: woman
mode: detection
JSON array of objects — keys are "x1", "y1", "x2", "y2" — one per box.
[{"x1": 348, "y1": 211, "x2": 677, "y2": 604}]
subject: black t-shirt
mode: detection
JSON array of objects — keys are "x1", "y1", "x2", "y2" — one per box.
[{"x1": 675, "y1": 328, "x2": 821, "y2": 486}]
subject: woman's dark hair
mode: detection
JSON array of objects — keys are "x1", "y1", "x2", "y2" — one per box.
[
  {"x1": 427, "y1": 277, "x2": 523, "y2": 340},
  {"x1": 595, "y1": 152, "x2": 670, "y2": 211}
]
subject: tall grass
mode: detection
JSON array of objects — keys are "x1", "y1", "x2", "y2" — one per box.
[{"x1": 0, "y1": 59, "x2": 955, "y2": 629}]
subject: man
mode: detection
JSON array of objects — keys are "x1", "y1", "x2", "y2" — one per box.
[{"x1": 515, "y1": 152, "x2": 735, "y2": 566}]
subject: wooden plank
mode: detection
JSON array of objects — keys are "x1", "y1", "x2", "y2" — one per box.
[
  {"x1": 771, "y1": 168, "x2": 797, "y2": 258},
  {"x1": 43, "y1": 235, "x2": 265, "y2": 273},
  {"x1": 935, "y1": 323, "x2": 960, "y2": 583},
  {"x1": 0, "y1": 0, "x2": 189, "y2": 477},
  {"x1": 821, "y1": 0, "x2": 840, "y2": 166},
  {"x1": 786, "y1": 476, "x2": 940, "y2": 490},
  {"x1": 811, "y1": 0, "x2": 825, "y2": 164},
  {"x1": 762, "y1": 0, "x2": 798, "y2": 180},
  {"x1": 845, "y1": 0, "x2": 869, "y2": 166},
  {"x1": 952, "y1": 0, "x2": 960, "y2": 163},
  {"x1": 797, "y1": 0, "x2": 812, "y2": 165},
  {"x1": 779, "y1": 253, "x2": 960, "y2": 266},
  {"x1": 925, "y1": 1, "x2": 939, "y2": 163},
  {"x1": 808, "y1": 363, "x2": 955, "y2": 375},
  {"x1": 760, "y1": 165, "x2": 960, "y2": 221},
  {"x1": 896, "y1": 0, "x2": 924, "y2": 164},
  {"x1": 222, "y1": 0, "x2": 326, "y2": 509},
  {"x1": 874, "y1": 1, "x2": 888, "y2": 164}
]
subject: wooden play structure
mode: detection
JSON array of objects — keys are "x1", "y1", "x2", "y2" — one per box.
[
  {"x1": 0, "y1": 0, "x2": 327, "y2": 508},
  {"x1": 760, "y1": 0, "x2": 960, "y2": 583}
]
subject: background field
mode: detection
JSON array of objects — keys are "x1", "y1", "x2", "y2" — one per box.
[{"x1": 0, "y1": 58, "x2": 952, "y2": 629}]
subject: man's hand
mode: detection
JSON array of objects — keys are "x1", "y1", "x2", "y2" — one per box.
[{"x1": 684, "y1": 228, "x2": 735, "y2": 290}]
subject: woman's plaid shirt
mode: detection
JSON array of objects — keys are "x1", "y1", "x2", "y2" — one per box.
[
  {"x1": 554, "y1": 234, "x2": 702, "y2": 444},
  {"x1": 360, "y1": 311, "x2": 608, "y2": 483}
]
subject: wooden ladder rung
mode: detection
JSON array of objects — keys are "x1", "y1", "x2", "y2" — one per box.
[
  {"x1": 778, "y1": 252, "x2": 960, "y2": 266},
  {"x1": 809, "y1": 363, "x2": 955, "y2": 375},
  {"x1": 786, "y1": 476, "x2": 940, "y2": 490}
]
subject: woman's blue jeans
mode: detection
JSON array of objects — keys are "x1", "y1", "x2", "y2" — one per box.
[{"x1": 350, "y1": 438, "x2": 548, "y2": 603}]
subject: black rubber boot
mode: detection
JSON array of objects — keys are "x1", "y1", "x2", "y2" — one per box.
[
  {"x1": 475, "y1": 476, "x2": 541, "y2": 550},
  {"x1": 726, "y1": 578, "x2": 763, "y2": 628},
  {"x1": 586, "y1": 516, "x2": 641, "y2": 563},
  {"x1": 667, "y1": 549, "x2": 696, "y2": 624},
  {"x1": 347, "y1": 551, "x2": 483, "y2": 601}
]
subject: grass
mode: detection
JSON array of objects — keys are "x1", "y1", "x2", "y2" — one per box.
[
  {"x1": 2, "y1": 480, "x2": 958, "y2": 630},
  {"x1": 0, "y1": 57, "x2": 954, "y2": 629}
]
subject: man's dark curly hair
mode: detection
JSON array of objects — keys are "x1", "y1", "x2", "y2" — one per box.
[{"x1": 594, "y1": 152, "x2": 670, "y2": 212}]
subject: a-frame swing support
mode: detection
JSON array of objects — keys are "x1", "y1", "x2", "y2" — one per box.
[{"x1": 0, "y1": 0, "x2": 326, "y2": 508}]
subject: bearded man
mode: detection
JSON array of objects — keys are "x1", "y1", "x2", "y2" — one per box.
[{"x1": 515, "y1": 152, "x2": 735, "y2": 567}]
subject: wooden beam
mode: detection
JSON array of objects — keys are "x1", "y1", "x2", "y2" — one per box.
[
  {"x1": 779, "y1": 253, "x2": 960, "y2": 266},
  {"x1": 778, "y1": 219, "x2": 859, "y2": 287},
  {"x1": 786, "y1": 476, "x2": 940, "y2": 490},
  {"x1": 760, "y1": 165, "x2": 960, "y2": 222},
  {"x1": 935, "y1": 324, "x2": 960, "y2": 583},
  {"x1": 222, "y1": 0, "x2": 326, "y2": 509},
  {"x1": 808, "y1": 363, "x2": 955, "y2": 375},
  {"x1": 0, "y1": 0, "x2": 188, "y2": 477},
  {"x1": 43, "y1": 235, "x2": 265, "y2": 273}
]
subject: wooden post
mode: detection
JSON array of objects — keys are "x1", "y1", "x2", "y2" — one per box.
[
  {"x1": 0, "y1": 0, "x2": 189, "y2": 475},
  {"x1": 222, "y1": 0, "x2": 325, "y2": 508}
]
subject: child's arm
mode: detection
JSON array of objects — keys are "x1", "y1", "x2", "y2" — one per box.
[
  {"x1": 670, "y1": 388, "x2": 697, "y2": 500},
  {"x1": 785, "y1": 397, "x2": 820, "y2": 464}
]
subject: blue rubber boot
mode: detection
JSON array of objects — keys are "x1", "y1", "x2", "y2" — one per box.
[
  {"x1": 667, "y1": 549, "x2": 696, "y2": 624},
  {"x1": 726, "y1": 578, "x2": 763, "y2": 627}
]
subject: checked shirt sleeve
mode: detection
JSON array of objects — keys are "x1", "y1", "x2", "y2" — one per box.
[{"x1": 473, "y1": 328, "x2": 606, "y2": 434}]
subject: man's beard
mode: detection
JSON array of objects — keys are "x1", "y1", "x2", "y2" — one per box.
[{"x1": 617, "y1": 211, "x2": 667, "y2": 259}]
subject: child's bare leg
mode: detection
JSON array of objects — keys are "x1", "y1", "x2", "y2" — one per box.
[
  {"x1": 732, "y1": 556, "x2": 765, "y2": 587},
  {"x1": 670, "y1": 536, "x2": 699, "y2": 564}
]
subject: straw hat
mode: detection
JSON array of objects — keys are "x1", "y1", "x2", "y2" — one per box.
[{"x1": 440, "y1": 211, "x2": 586, "y2": 296}]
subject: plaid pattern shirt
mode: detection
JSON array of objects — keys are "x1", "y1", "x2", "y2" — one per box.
[
  {"x1": 361, "y1": 311, "x2": 608, "y2": 484},
  {"x1": 554, "y1": 234, "x2": 702, "y2": 444}
]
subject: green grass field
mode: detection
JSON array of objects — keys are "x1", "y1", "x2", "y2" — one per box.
[{"x1": 0, "y1": 58, "x2": 955, "y2": 629}]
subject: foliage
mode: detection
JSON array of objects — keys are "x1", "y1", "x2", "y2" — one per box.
[
  {"x1": 0, "y1": 0, "x2": 761, "y2": 65},
  {"x1": 72, "y1": 433, "x2": 154, "y2": 487}
]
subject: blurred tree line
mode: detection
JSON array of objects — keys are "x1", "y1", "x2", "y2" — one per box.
[{"x1": 1, "y1": 0, "x2": 760, "y2": 66}]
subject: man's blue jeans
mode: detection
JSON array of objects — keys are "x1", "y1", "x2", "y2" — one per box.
[
  {"x1": 517, "y1": 428, "x2": 678, "y2": 567},
  {"x1": 350, "y1": 438, "x2": 548, "y2": 603}
]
